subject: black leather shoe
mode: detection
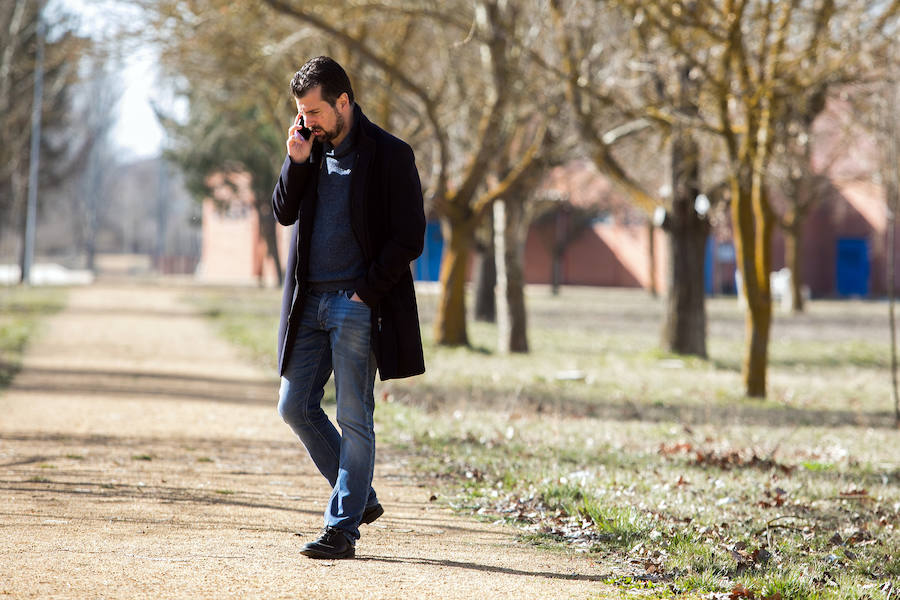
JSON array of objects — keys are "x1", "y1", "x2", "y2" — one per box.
[
  {"x1": 361, "y1": 503, "x2": 384, "y2": 525},
  {"x1": 300, "y1": 527, "x2": 355, "y2": 559}
]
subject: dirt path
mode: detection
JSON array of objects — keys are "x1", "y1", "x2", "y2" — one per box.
[{"x1": 0, "y1": 283, "x2": 610, "y2": 599}]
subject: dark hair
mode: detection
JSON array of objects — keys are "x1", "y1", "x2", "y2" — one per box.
[{"x1": 290, "y1": 56, "x2": 355, "y2": 106}]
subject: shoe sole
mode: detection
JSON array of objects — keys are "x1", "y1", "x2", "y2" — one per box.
[
  {"x1": 361, "y1": 503, "x2": 384, "y2": 525},
  {"x1": 300, "y1": 547, "x2": 355, "y2": 559}
]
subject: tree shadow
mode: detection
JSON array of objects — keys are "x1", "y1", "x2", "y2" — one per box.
[
  {"x1": 357, "y1": 555, "x2": 608, "y2": 582},
  {"x1": 398, "y1": 382, "x2": 898, "y2": 429},
  {"x1": 5, "y1": 365, "x2": 279, "y2": 406},
  {"x1": 0, "y1": 477, "x2": 320, "y2": 519},
  {"x1": 46, "y1": 305, "x2": 201, "y2": 320}
]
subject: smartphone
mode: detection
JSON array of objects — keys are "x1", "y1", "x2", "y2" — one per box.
[{"x1": 293, "y1": 115, "x2": 312, "y2": 141}]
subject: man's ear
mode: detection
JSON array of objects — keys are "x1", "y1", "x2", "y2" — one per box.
[{"x1": 339, "y1": 92, "x2": 350, "y2": 111}]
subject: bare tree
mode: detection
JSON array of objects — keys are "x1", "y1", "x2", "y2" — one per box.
[
  {"x1": 0, "y1": 1, "x2": 95, "y2": 268},
  {"x1": 69, "y1": 60, "x2": 122, "y2": 271},
  {"x1": 547, "y1": 0, "x2": 714, "y2": 358},
  {"x1": 607, "y1": 0, "x2": 900, "y2": 397}
]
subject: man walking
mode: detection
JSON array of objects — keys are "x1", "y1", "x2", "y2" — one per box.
[{"x1": 271, "y1": 56, "x2": 426, "y2": 559}]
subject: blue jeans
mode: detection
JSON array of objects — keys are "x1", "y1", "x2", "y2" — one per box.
[{"x1": 277, "y1": 290, "x2": 378, "y2": 540}]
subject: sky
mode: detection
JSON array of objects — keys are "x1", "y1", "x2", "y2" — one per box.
[{"x1": 56, "y1": 0, "x2": 168, "y2": 161}]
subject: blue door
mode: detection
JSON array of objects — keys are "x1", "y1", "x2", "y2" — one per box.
[
  {"x1": 414, "y1": 221, "x2": 443, "y2": 281},
  {"x1": 836, "y1": 238, "x2": 870, "y2": 297}
]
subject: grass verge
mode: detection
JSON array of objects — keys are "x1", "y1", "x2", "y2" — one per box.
[
  {"x1": 0, "y1": 286, "x2": 67, "y2": 389},
  {"x1": 190, "y1": 284, "x2": 900, "y2": 599}
]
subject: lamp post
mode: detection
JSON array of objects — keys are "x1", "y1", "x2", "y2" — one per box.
[{"x1": 21, "y1": 1, "x2": 45, "y2": 285}]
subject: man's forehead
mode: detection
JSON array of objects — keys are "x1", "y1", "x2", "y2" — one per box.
[{"x1": 295, "y1": 86, "x2": 324, "y2": 110}]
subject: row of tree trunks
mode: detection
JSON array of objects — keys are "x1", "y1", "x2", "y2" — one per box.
[{"x1": 437, "y1": 197, "x2": 529, "y2": 353}]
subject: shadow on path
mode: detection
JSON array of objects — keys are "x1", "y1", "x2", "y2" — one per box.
[
  {"x1": 5, "y1": 305, "x2": 200, "y2": 320},
  {"x1": 6, "y1": 365, "x2": 278, "y2": 405},
  {"x1": 359, "y1": 555, "x2": 608, "y2": 582},
  {"x1": 0, "y1": 477, "x2": 319, "y2": 520}
]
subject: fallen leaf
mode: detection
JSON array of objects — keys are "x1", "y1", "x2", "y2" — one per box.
[
  {"x1": 847, "y1": 529, "x2": 872, "y2": 544},
  {"x1": 658, "y1": 442, "x2": 693, "y2": 456},
  {"x1": 752, "y1": 547, "x2": 771, "y2": 565},
  {"x1": 729, "y1": 584, "x2": 756, "y2": 599}
]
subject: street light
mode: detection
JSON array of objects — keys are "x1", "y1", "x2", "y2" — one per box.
[{"x1": 22, "y1": 1, "x2": 45, "y2": 285}]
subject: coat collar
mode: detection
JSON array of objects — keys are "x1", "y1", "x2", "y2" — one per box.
[{"x1": 348, "y1": 104, "x2": 375, "y2": 259}]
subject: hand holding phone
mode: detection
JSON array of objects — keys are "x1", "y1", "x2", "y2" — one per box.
[
  {"x1": 294, "y1": 115, "x2": 312, "y2": 141},
  {"x1": 287, "y1": 114, "x2": 312, "y2": 163}
]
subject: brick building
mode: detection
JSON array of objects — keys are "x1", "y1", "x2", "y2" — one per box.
[{"x1": 197, "y1": 171, "x2": 289, "y2": 287}]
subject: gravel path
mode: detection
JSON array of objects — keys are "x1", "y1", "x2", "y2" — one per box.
[{"x1": 0, "y1": 283, "x2": 609, "y2": 599}]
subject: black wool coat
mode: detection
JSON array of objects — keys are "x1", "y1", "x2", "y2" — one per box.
[{"x1": 271, "y1": 105, "x2": 426, "y2": 381}]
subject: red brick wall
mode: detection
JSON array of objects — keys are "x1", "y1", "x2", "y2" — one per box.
[
  {"x1": 200, "y1": 195, "x2": 259, "y2": 285},
  {"x1": 524, "y1": 219, "x2": 667, "y2": 291},
  {"x1": 199, "y1": 169, "x2": 296, "y2": 288}
]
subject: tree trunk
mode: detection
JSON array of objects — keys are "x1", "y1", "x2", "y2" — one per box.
[
  {"x1": 784, "y1": 223, "x2": 804, "y2": 312},
  {"x1": 551, "y1": 207, "x2": 567, "y2": 295},
  {"x1": 13, "y1": 167, "x2": 27, "y2": 283},
  {"x1": 887, "y1": 182, "x2": 899, "y2": 426},
  {"x1": 743, "y1": 299, "x2": 772, "y2": 397},
  {"x1": 504, "y1": 198, "x2": 528, "y2": 353},
  {"x1": 494, "y1": 200, "x2": 509, "y2": 353},
  {"x1": 254, "y1": 184, "x2": 282, "y2": 287},
  {"x1": 733, "y1": 174, "x2": 774, "y2": 398},
  {"x1": 661, "y1": 220, "x2": 709, "y2": 357},
  {"x1": 886, "y1": 82, "x2": 900, "y2": 426},
  {"x1": 86, "y1": 238, "x2": 96, "y2": 272},
  {"x1": 661, "y1": 79, "x2": 708, "y2": 358},
  {"x1": 647, "y1": 219, "x2": 658, "y2": 298},
  {"x1": 473, "y1": 211, "x2": 496, "y2": 322},
  {"x1": 434, "y1": 218, "x2": 473, "y2": 346}
]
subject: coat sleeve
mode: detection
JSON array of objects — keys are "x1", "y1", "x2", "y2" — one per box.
[
  {"x1": 354, "y1": 143, "x2": 426, "y2": 307},
  {"x1": 272, "y1": 154, "x2": 317, "y2": 226}
]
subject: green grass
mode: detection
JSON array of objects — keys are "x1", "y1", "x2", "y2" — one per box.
[
  {"x1": 0, "y1": 286, "x2": 67, "y2": 389},
  {"x1": 189, "y1": 290, "x2": 277, "y2": 370},
  {"x1": 190, "y1": 284, "x2": 900, "y2": 598}
]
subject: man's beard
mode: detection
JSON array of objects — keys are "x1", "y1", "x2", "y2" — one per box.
[{"x1": 315, "y1": 109, "x2": 344, "y2": 144}]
